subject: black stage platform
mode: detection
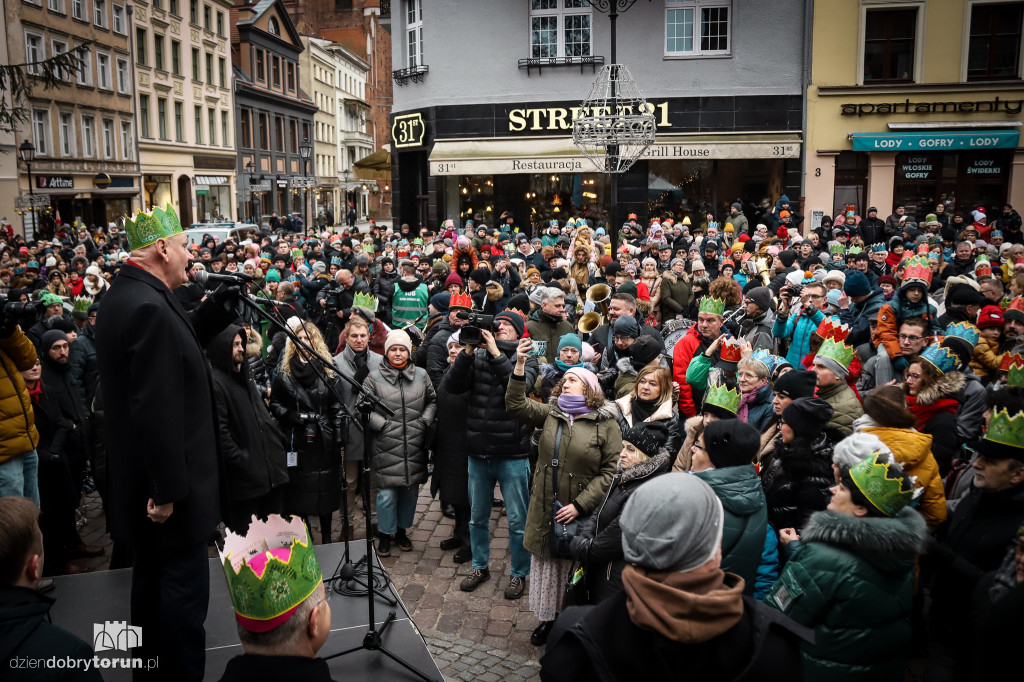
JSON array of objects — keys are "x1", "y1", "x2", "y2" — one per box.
[{"x1": 46, "y1": 543, "x2": 442, "y2": 681}]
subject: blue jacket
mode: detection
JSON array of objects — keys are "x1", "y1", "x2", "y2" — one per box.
[{"x1": 773, "y1": 307, "x2": 825, "y2": 366}]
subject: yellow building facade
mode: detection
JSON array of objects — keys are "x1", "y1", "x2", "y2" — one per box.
[{"x1": 806, "y1": 0, "x2": 1024, "y2": 228}]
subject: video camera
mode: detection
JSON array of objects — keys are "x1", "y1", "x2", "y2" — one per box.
[
  {"x1": 456, "y1": 310, "x2": 494, "y2": 346},
  {"x1": 321, "y1": 280, "x2": 344, "y2": 315}
]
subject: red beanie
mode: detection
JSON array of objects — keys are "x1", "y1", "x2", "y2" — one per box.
[{"x1": 977, "y1": 304, "x2": 1004, "y2": 329}]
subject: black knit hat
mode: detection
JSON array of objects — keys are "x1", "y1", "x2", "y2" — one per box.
[
  {"x1": 629, "y1": 335, "x2": 662, "y2": 366},
  {"x1": 494, "y1": 308, "x2": 526, "y2": 339},
  {"x1": 782, "y1": 397, "x2": 835, "y2": 437},
  {"x1": 469, "y1": 269, "x2": 490, "y2": 286},
  {"x1": 621, "y1": 422, "x2": 669, "y2": 456},
  {"x1": 773, "y1": 369, "x2": 817, "y2": 399},
  {"x1": 703, "y1": 419, "x2": 759, "y2": 468}
]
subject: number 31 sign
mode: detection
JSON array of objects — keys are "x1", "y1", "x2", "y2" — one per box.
[{"x1": 392, "y1": 113, "x2": 426, "y2": 149}]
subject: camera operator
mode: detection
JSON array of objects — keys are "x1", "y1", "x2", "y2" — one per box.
[
  {"x1": 0, "y1": 302, "x2": 40, "y2": 502},
  {"x1": 25, "y1": 292, "x2": 65, "y2": 351},
  {"x1": 315, "y1": 269, "x2": 368, "y2": 353},
  {"x1": 772, "y1": 281, "x2": 826, "y2": 366}
]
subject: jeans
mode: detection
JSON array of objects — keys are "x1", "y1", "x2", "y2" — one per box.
[
  {"x1": 376, "y1": 484, "x2": 419, "y2": 535},
  {"x1": 0, "y1": 450, "x2": 39, "y2": 506},
  {"x1": 468, "y1": 456, "x2": 531, "y2": 578}
]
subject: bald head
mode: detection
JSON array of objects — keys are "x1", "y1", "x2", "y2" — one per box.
[{"x1": 335, "y1": 269, "x2": 353, "y2": 288}]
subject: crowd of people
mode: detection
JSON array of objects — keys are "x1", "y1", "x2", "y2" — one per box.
[{"x1": 0, "y1": 196, "x2": 1022, "y2": 682}]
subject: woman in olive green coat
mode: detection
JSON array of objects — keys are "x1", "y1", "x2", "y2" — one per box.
[{"x1": 506, "y1": 337, "x2": 621, "y2": 646}]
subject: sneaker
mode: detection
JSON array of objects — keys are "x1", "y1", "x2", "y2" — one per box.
[
  {"x1": 504, "y1": 575, "x2": 525, "y2": 600},
  {"x1": 459, "y1": 568, "x2": 490, "y2": 592},
  {"x1": 439, "y1": 536, "x2": 462, "y2": 551},
  {"x1": 376, "y1": 535, "x2": 391, "y2": 557},
  {"x1": 395, "y1": 529, "x2": 412, "y2": 551},
  {"x1": 453, "y1": 547, "x2": 472, "y2": 564}
]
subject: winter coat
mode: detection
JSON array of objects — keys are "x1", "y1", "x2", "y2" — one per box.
[
  {"x1": 672, "y1": 324, "x2": 713, "y2": 417},
  {"x1": 526, "y1": 310, "x2": 574, "y2": 364},
  {"x1": 362, "y1": 361, "x2": 437, "y2": 489},
  {"x1": 332, "y1": 344, "x2": 383, "y2": 462},
  {"x1": 420, "y1": 317, "x2": 459, "y2": 389},
  {"x1": 505, "y1": 375, "x2": 621, "y2": 560},
  {"x1": 0, "y1": 329, "x2": 39, "y2": 463},
  {"x1": 570, "y1": 449, "x2": 672, "y2": 603},
  {"x1": 207, "y1": 325, "x2": 289, "y2": 503},
  {"x1": 658, "y1": 270, "x2": 692, "y2": 320},
  {"x1": 760, "y1": 433, "x2": 834, "y2": 533},
  {"x1": 695, "y1": 465, "x2": 772, "y2": 597},
  {"x1": 614, "y1": 394, "x2": 681, "y2": 456},
  {"x1": 969, "y1": 335, "x2": 1004, "y2": 380},
  {"x1": 838, "y1": 289, "x2": 885, "y2": 348},
  {"x1": 433, "y1": 366, "x2": 470, "y2": 506},
  {"x1": 672, "y1": 414, "x2": 703, "y2": 472},
  {"x1": 445, "y1": 343, "x2": 539, "y2": 459},
  {"x1": 370, "y1": 269, "x2": 400, "y2": 324},
  {"x1": 955, "y1": 368, "x2": 987, "y2": 446},
  {"x1": 67, "y1": 324, "x2": 98, "y2": 407},
  {"x1": 737, "y1": 309, "x2": 776, "y2": 351},
  {"x1": 740, "y1": 382, "x2": 776, "y2": 433},
  {"x1": 858, "y1": 423, "x2": 946, "y2": 529},
  {"x1": 817, "y1": 380, "x2": 863, "y2": 437},
  {"x1": 391, "y1": 277, "x2": 429, "y2": 330},
  {"x1": 766, "y1": 508, "x2": 927, "y2": 682},
  {"x1": 905, "y1": 371, "x2": 964, "y2": 476},
  {"x1": 269, "y1": 358, "x2": 343, "y2": 516},
  {"x1": 773, "y1": 307, "x2": 825, "y2": 367}
]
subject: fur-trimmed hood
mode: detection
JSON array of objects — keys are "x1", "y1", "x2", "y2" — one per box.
[
  {"x1": 661, "y1": 269, "x2": 679, "y2": 284},
  {"x1": 801, "y1": 507, "x2": 927, "y2": 573},
  {"x1": 913, "y1": 370, "x2": 965, "y2": 406}
]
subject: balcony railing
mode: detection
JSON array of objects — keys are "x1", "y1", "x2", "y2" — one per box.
[
  {"x1": 518, "y1": 55, "x2": 605, "y2": 76},
  {"x1": 393, "y1": 64, "x2": 428, "y2": 86}
]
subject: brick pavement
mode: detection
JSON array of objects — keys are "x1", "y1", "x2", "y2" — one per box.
[{"x1": 73, "y1": 484, "x2": 544, "y2": 681}]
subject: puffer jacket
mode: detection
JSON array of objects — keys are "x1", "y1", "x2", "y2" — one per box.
[
  {"x1": 505, "y1": 375, "x2": 621, "y2": 560},
  {"x1": 369, "y1": 268, "x2": 400, "y2": 324},
  {"x1": 695, "y1": 464, "x2": 774, "y2": 598},
  {"x1": 570, "y1": 449, "x2": 672, "y2": 603},
  {"x1": 905, "y1": 371, "x2": 964, "y2": 476},
  {"x1": 766, "y1": 508, "x2": 927, "y2": 682},
  {"x1": 614, "y1": 394, "x2": 681, "y2": 456},
  {"x1": 445, "y1": 342, "x2": 539, "y2": 459},
  {"x1": 0, "y1": 329, "x2": 39, "y2": 462},
  {"x1": 422, "y1": 317, "x2": 458, "y2": 388},
  {"x1": 858, "y1": 421, "x2": 947, "y2": 529},
  {"x1": 525, "y1": 310, "x2": 573, "y2": 365},
  {"x1": 740, "y1": 381, "x2": 776, "y2": 433},
  {"x1": 773, "y1": 307, "x2": 825, "y2": 367},
  {"x1": 658, "y1": 270, "x2": 692, "y2": 320},
  {"x1": 760, "y1": 433, "x2": 834, "y2": 533},
  {"x1": 362, "y1": 361, "x2": 437, "y2": 489},
  {"x1": 817, "y1": 380, "x2": 863, "y2": 437}
]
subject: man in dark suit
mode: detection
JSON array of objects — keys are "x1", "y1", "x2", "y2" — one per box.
[{"x1": 95, "y1": 204, "x2": 237, "y2": 681}]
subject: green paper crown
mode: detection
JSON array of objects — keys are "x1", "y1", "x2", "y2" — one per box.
[
  {"x1": 817, "y1": 337, "x2": 855, "y2": 371},
  {"x1": 353, "y1": 292, "x2": 378, "y2": 312},
  {"x1": 72, "y1": 295, "x2": 94, "y2": 314},
  {"x1": 985, "y1": 408, "x2": 1024, "y2": 449},
  {"x1": 698, "y1": 296, "x2": 726, "y2": 316},
  {"x1": 220, "y1": 515, "x2": 322, "y2": 626},
  {"x1": 704, "y1": 381, "x2": 740, "y2": 415},
  {"x1": 829, "y1": 243, "x2": 846, "y2": 254},
  {"x1": 124, "y1": 203, "x2": 182, "y2": 251},
  {"x1": 1007, "y1": 361, "x2": 1024, "y2": 389},
  {"x1": 849, "y1": 452, "x2": 914, "y2": 517}
]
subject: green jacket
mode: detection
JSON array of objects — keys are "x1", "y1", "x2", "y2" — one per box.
[
  {"x1": 525, "y1": 310, "x2": 573, "y2": 364},
  {"x1": 694, "y1": 464, "x2": 769, "y2": 596},
  {"x1": 391, "y1": 278, "x2": 429, "y2": 330},
  {"x1": 505, "y1": 375, "x2": 621, "y2": 560},
  {"x1": 766, "y1": 508, "x2": 927, "y2": 682},
  {"x1": 817, "y1": 381, "x2": 863, "y2": 437},
  {"x1": 685, "y1": 352, "x2": 714, "y2": 393},
  {"x1": 658, "y1": 270, "x2": 692, "y2": 318}
]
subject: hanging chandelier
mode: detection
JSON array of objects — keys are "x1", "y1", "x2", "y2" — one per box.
[{"x1": 572, "y1": 64, "x2": 656, "y2": 174}]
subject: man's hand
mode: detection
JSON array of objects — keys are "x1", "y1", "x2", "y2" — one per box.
[
  {"x1": 837, "y1": 291, "x2": 850, "y2": 310},
  {"x1": 515, "y1": 338, "x2": 534, "y2": 368},
  {"x1": 705, "y1": 333, "x2": 726, "y2": 358},
  {"x1": 481, "y1": 329, "x2": 500, "y2": 358},
  {"x1": 211, "y1": 283, "x2": 242, "y2": 315},
  {"x1": 147, "y1": 498, "x2": 173, "y2": 523}
]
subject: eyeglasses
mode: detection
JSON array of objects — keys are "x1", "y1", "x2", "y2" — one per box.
[
  {"x1": 692, "y1": 442, "x2": 706, "y2": 451},
  {"x1": 808, "y1": 294, "x2": 825, "y2": 300},
  {"x1": 904, "y1": 371, "x2": 922, "y2": 381},
  {"x1": 737, "y1": 371, "x2": 760, "y2": 380},
  {"x1": 898, "y1": 334, "x2": 923, "y2": 342}
]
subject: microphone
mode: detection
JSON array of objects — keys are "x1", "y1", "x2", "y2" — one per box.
[{"x1": 192, "y1": 269, "x2": 254, "y2": 289}]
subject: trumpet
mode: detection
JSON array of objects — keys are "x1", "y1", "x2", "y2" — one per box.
[
  {"x1": 577, "y1": 283, "x2": 611, "y2": 334},
  {"x1": 753, "y1": 254, "x2": 773, "y2": 287}
]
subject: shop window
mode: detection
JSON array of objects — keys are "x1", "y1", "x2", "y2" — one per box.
[
  {"x1": 406, "y1": 0, "x2": 423, "y2": 67},
  {"x1": 665, "y1": 0, "x2": 730, "y2": 56},
  {"x1": 864, "y1": 8, "x2": 916, "y2": 83},
  {"x1": 968, "y1": 2, "x2": 1024, "y2": 80},
  {"x1": 530, "y1": 0, "x2": 592, "y2": 59}
]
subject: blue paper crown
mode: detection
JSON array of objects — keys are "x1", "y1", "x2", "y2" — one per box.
[
  {"x1": 870, "y1": 243, "x2": 888, "y2": 252},
  {"x1": 748, "y1": 349, "x2": 777, "y2": 376},
  {"x1": 943, "y1": 321, "x2": 980, "y2": 349},
  {"x1": 920, "y1": 343, "x2": 959, "y2": 375}
]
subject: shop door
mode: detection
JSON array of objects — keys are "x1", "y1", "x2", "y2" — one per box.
[{"x1": 177, "y1": 176, "x2": 194, "y2": 226}]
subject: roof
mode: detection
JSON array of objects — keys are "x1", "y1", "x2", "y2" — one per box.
[{"x1": 235, "y1": 0, "x2": 304, "y2": 50}]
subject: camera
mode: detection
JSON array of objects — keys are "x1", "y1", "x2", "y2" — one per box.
[
  {"x1": 456, "y1": 311, "x2": 494, "y2": 346},
  {"x1": 785, "y1": 284, "x2": 802, "y2": 299},
  {"x1": 321, "y1": 280, "x2": 343, "y2": 315},
  {"x1": 296, "y1": 412, "x2": 318, "y2": 444}
]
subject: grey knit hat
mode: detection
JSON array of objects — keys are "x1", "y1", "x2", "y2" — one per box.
[{"x1": 620, "y1": 473, "x2": 724, "y2": 573}]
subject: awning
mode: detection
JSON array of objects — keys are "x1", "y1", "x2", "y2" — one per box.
[
  {"x1": 427, "y1": 134, "x2": 802, "y2": 176},
  {"x1": 353, "y1": 146, "x2": 391, "y2": 182},
  {"x1": 195, "y1": 175, "x2": 230, "y2": 185},
  {"x1": 849, "y1": 130, "x2": 1020, "y2": 151}
]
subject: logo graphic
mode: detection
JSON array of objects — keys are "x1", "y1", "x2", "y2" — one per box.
[{"x1": 93, "y1": 621, "x2": 142, "y2": 652}]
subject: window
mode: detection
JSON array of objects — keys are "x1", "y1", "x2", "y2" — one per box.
[
  {"x1": 241, "y1": 109, "x2": 251, "y2": 148},
  {"x1": 76, "y1": 44, "x2": 92, "y2": 84},
  {"x1": 157, "y1": 98, "x2": 168, "y2": 139},
  {"x1": 405, "y1": 0, "x2": 423, "y2": 67},
  {"x1": 189, "y1": 0, "x2": 197, "y2": 24},
  {"x1": 32, "y1": 110, "x2": 50, "y2": 156},
  {"x1": 59, "y1": 112, "x2": 74, "y2": 156},
  {"x1": 268, "y1": 16, "x2": 280, "y2": 35},
  {"x1": 121, "y1": 121, "x2": 132, "y2": 159},
  {"x1": 136, "y1": 28, "x2": 147, "y2": 66},
  {"x1": 287, "y1": 61, "x2": 295, "y2": 91},
  {"x1": 173, "y1": 101, "x2": 183, "y2": 141},
  {"x1": 82, "y1": 115, "x2": 95, "y2": 157},
  {"x1": 154, "y1": 35, "x2": 164, "y2": 70},
  {"x1": 272, "y1": 56, "x2": 281, "y2": 87},
  {"x1": 259, "y1": 112, "x2": 268, "y2": 149},
  {"x1": 97, "y1": 52, "x2": 112, "y2": 89},
  {"x1": 102, "y1": 119, "x2": 114, "y2": 158},
  {"x1": 194, "y1": 105, "x2": 203, "y2": 143},
  {"x1": 255, "y1": 50, "x2": 265, "y2": 81},
  {"x1": 288, "y1": 119, "x2": 297, "y2": 153},
  {"x1": 48, "y1": 0, "x2": 66, "y2": 13},
  {"x1": 221, "y1": 111, "x2": 228, "y2": 147},
  {"x1": 968, "y1": 2, "x2": 1024, "y2": 80},
  {"x1": 218, "y1": 57, "x2": 226, "y2": 87},
  {"x1": 274, "y1": 116, "x2": 283, "y2": 151},
  {"x1": 864, "y1": 8, "x2": 917, "y2": 83},
  {"x1": 206, "y1": 53, "x2": 213, "y2": 83},
  {"x1": 72, "y1": 0, "x2": 84, "y2": 20},
  {"x1": 192, "y1": 47, "x2": 200, "y2": 80},
  {"x1": 94, "y1": 0, "x2": 106, "y2": 27},
  {"x1": 208, "y1": 108, "x2": 216, "y2": 146},
  {"x1": 216, "y1": 10, "x2": 224, "y2": 36},
  {"x1": 170, "y1": 0, "x2": 179, "y2": 15},
  {"x1": 51, "y1": 40, "x2": 69, "y2": 81},
  {"x1": 203, "y1": 4, "x2": 210, "y2": 30},
  {"x1": 113, "y1": 4, "x2": 125, "y2": 33},
  {"x1": 529, "y1": 0, "x2": 592, "y2": 59},
  {"x1": 171, "y1": 40, "x2": 181, "y2": 75},
  {"x1": 25, "y1": 33, "x2": 43, "y2": 76},
  {"x1": 139, "y1": 94, "x2": 150, "y2": 137},
  {"x1": 664, "y1": 0, "x2": 730, "y2": 56},
  {"x1": 116, "y1": 57, "x2": 130, "y2": 93},
  {"x1": 152, "y1": 0, "x2": 160, "y2": 9}
]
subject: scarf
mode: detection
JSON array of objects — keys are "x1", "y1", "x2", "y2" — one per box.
[
  {"x1": 352, "y1": 348, "x2": 370, "y2": 385},
  {"x1": 289, "y1": 354, "x2": 317, "y2": 386},
  {"x1": 26, "y1": 380, "x2": 42, "y2": 403},
  {"x1": 557, "y1": 394, "x2": 592, "y2": 419},
  {"x1": 736, "y1": 382, "x2": 766, "y2": 423},
  {"x1": 631, "y1": 396, "x2": 659, "y2": 424},
  {"x1": 621, "y1": 564, "x2": 745, "y2": 644},
  {"x1": 905, "y1": 393, "x2": 959, "y2": 428},
  {"x1": 555, "y1": 359, "x2": 583, "y2": 373}
]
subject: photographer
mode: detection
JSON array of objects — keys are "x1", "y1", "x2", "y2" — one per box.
[
  {"x1": 315, "y1": 269, "x2": 368, "y2": 351},
  {"x1": 771, "y1": 282, "x2": 826, "y2": 366},
  {"x1": 0, "y1": 304, "x2": 40, "y2": 502}
]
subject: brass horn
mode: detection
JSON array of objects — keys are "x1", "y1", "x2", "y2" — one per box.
[
  {"x1": 754, "y1": 254, "x2": 774, "y2": 287},
  {"x1": 578, "y1": 311, "x2": 603, "y2": 334},
  {"x1": 587, "y1": 283, "x2": 611, "y2": 319}
]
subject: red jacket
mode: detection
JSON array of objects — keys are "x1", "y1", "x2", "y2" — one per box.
[{"x1": 672, "y1": 324, "x2": 707, "y2": 418}]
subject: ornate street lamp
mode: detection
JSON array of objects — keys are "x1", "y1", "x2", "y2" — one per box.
[
  {"x1": 19, "y1": 140, "x2": 37, "y2": 237},
  {"x1": 299, "y1": 139, "x2": 312, "y2": 232}
]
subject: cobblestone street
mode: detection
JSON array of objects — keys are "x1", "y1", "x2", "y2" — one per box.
[{"x1": 73, "y1": 485, "x2": 543, "y2": 681}]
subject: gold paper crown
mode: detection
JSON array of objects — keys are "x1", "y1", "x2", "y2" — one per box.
[
  {"x1": 816, "y1": 337, "x2": 855, "y2": 370},
  {"x1": 124, "y1": 203, "x2": 183, "y2": 251},
  {"x1": 698, "y1": 296, "x2": 726, "y2": 316},
  {"x1": 704, "y1": 381, "x2": 740, "y2": 415}
]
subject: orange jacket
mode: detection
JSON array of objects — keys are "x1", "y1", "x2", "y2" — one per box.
[{"x1": 0, "y1": 328, "x2": 39, "y2": 463}]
